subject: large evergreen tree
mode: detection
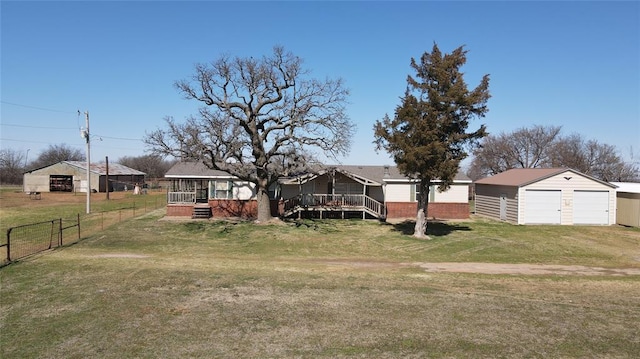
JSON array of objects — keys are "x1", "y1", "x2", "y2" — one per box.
[{"x1": 374, "y1": 44, "x2": 490, "y2": 238}]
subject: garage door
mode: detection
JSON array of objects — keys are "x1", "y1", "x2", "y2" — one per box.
[
  {"x1": 573, "y1": 191, "x2": 609, "y2": 225},
  {"x1": 524, "y1": 190, "x2": 561, "y2": 224}
]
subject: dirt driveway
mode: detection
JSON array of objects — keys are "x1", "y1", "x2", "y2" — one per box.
[
  {"x1": 410, "y1": 262, "x2": 640, "y2": 276},
  {"x1": 89, "y1": 254, "x2": 640, "y2": 276},
  {"x1": 312, "y1": 259, "x2": 640, "y2": 276}
]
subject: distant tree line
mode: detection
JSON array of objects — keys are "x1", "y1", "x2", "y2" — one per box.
[
  {"x1": 467, "y1": 125, "x2": 639, "y2": 182},
  {"x1": 0, "y1": 144, "x2": 175, "y2": 185},
  {"x1": 117, "y1": 155, "x2": 176, "y2": 180}
]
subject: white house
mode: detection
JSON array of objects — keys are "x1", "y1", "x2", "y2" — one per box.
[
  {"x1": 165, "y1": 162, "x2": 471, "y2": 220},
  {"x1": 164, "y1": 161, "x2": 259, "y2": 218}
]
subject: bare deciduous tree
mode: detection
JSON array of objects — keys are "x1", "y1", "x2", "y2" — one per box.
[
  {"x1": 468, "y1": 125, "x2": 561, "y2": 179},
  {"x1": 145, "y1": 46, "x2": 354, "y2": 222},
  {"x1": 117, "y1": 155, "x2": 176, "y2": 180},
  {"x1": 550, "y1": 135, "x2": 638, "y2": 182},
  {"x1": 0, "y1": 148, "x2": 27, "y2": 184},
  {"x1": 27, "y1": 144, "x2": 85, "y2": 171},
  {"x1": 468, "y1": 125, "x2": 639, "y2": 182}
]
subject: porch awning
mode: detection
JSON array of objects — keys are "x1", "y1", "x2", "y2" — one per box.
[{"x1": 279, "y1": 167, "x2": 382, "y2": 187}]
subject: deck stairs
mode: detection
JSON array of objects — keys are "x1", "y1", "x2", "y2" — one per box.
[{"x1": 192, "y1": 205, "x2": 212, "y2": 219}]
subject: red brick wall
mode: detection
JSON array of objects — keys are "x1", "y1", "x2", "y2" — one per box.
[
  {"x1": 209, "y1": 199, "x2": 283, "y2": 219},
  {"x1": 169, "y1": 201, "x2": 468, "y2": 220},
  {"x1": 209, "y1": 200, "x2": 257, "y2": 218},
  {"x1": 167, "y1": 200, "x2": 283, "y2": 219},
  {"x1": 386, "y1": 202, "x2": 469, "y2": 219},
  {"x1": 166, "y1": 204, "x2": 194, "y2": 217}
]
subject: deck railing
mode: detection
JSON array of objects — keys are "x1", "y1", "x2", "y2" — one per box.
[
  {"x1": 168, "y1": 191, "x2": 196, "y2": 204},
  {"x1": 283, "y1": 194, "x2": 384, "y2": 218}
]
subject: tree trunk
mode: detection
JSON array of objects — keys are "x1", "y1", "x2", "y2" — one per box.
[
  {"x1": 255, "y1": 186, "x2": 273, "y2": 223},
  {"x1": 413, "y1": 179, "x2": 431, "y2": 239}
]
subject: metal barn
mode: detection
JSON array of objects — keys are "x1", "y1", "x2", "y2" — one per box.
[{"x1": 23, "y1": 161, "x2": 146, "y2": 193}]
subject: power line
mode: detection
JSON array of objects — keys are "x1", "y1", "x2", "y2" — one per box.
[
  {"x1": 1, "y1": 124, "x2": 143, "y2": 141},
  {"x1": 94, "y1": 134, "x2": 143, "y2": 141},
  {"x1": 1, "y1": 100, "x2": 77, "y2": 114},
  {"x1": 0, "y1": 123, "x2": 77, "y2": 130},
  {"x1": 0, "y1": 138, "x2": 84, "y2": 147}
]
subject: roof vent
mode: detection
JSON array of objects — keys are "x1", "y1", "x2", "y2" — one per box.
[{"x1": 383, "y1": 165, "x2": 390, "y2": 178}]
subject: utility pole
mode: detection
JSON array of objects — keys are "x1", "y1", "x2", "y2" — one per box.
[
  {"x1": 81, "y1": 111, "x2": 91, "y2": 214},
  {"x1": 105, "y1": 156, "x2": 110, "y2": 200}
]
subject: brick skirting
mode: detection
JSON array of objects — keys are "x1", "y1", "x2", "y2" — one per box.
[
  {"x1": 166, "y1": 204, "x2": 194, "y2": 217},
  {"x1": 168, "y1": 201, "x2": 468, "y2": 220},
  {"x1": 167, "y1": 200, "x2": 282, "y2": 219},
  {"x1": 385, "y1": 202, "x2": 469, "y2": 219}
]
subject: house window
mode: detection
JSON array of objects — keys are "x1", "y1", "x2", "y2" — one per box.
[
  {"x1": 209, "y1": 180, "x2": 233, "y2": 199},
  {"x1": 411, "y1": 184, "x2": 419, "y2": 202},
  {"x1": 411, "y1": 184, "x2": 436, "y2": 202}
]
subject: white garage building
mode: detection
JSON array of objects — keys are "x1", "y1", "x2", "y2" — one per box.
[{"x1": 475, "y1": 168, "x2": 616, "y2": 225}]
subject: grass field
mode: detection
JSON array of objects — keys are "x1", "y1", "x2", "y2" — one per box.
[
  {"x1": 1, "y1": 195, "x2": 639, "y2": 358},
  {"x1": 0, "y1": 186, "x2": 167, "y2": 245}
]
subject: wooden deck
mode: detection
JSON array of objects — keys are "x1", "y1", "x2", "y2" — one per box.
[
  {"x1": 283, "y1": 194, "x2": 385, "y2": 220},
  {"x1": 167, "y1": 192, "x2": 386, "y2": 220}
]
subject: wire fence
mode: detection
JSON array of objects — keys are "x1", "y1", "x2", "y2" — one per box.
[{"x1": 1, "y1": 197, "x2": 165, "y2": 266}]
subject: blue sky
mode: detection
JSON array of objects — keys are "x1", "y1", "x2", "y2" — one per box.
[{"x1": 2, "y1": 1, "x2": 639, "y2": 169}]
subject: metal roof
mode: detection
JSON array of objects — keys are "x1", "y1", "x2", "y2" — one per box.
[
  {"x1": 610, "y1": 182, "x2": 640, "y2": 194},
  {"x1": 25, "y1": 161, "x2": 146, "y2": 176},
  {"x1": 475, "y1": 168, "x2": 616, "y2": 188},
  {"x1": 64, "y1": 161, "x2": 146, "y2": 176}
]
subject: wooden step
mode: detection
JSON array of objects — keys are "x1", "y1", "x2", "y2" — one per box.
[{"x1": 192, "y1": 206, "x2": 212, "y2": 219}]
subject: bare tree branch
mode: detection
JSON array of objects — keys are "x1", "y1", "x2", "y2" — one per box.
[{"x1": 145, "y1": 46, "x2": 354, "y2": 222}]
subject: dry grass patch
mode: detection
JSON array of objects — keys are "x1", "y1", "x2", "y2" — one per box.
[{"x1": 1, "y1": 216, "x2": 639, "y2": 358}]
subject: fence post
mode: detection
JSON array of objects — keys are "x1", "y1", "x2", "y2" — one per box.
[
  {"x1": 133, "y1": 201, "x2": 136, "y2": 216},
  {"x1": 101, "y1": 212, "x2": 104, "y2": 231},
  {"x1": 6, "y1": 228, "x2": 12, "y2": 262},
  {"x1": 48, "y1": 220, "x2": 54, "y2": 249},
  {"x1": 77, "y1": 213, "x2": 81, "y2": 240},
  {"x1": 59, "y1": 218, "x2": 63, "y2": 247}
]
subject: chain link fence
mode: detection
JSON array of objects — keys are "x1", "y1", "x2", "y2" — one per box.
[{"x1": 2, "y1": 197, "x2": 165, "y2": 266}]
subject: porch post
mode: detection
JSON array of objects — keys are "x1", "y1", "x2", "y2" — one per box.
[
  {"x1": 332, "y1": 169, "x2": 336, "y2": 197},
  {"x1": 362, "y1": 184, "x2": 367, "y2": 219}
]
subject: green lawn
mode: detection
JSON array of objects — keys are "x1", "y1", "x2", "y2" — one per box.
[{"x1": 1, "y1": 213, "x2": 639, "y2": 358}]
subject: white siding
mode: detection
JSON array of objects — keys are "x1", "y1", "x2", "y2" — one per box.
[
  {"x1": 384, "y1": 182, "x2": 469, "y2": 203},
  {"x1": 233, "y1": 181, "x2": 256, "y2": 200},
  {"x1": 519, "y1": 170, "x2": 616, "y2": 225},
  {"x1": 432, "y1": 184, "x2": 468, "y2": 203},
  {"x1": 384, "y1": 183, "x2": 412, "y2": 202}
]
